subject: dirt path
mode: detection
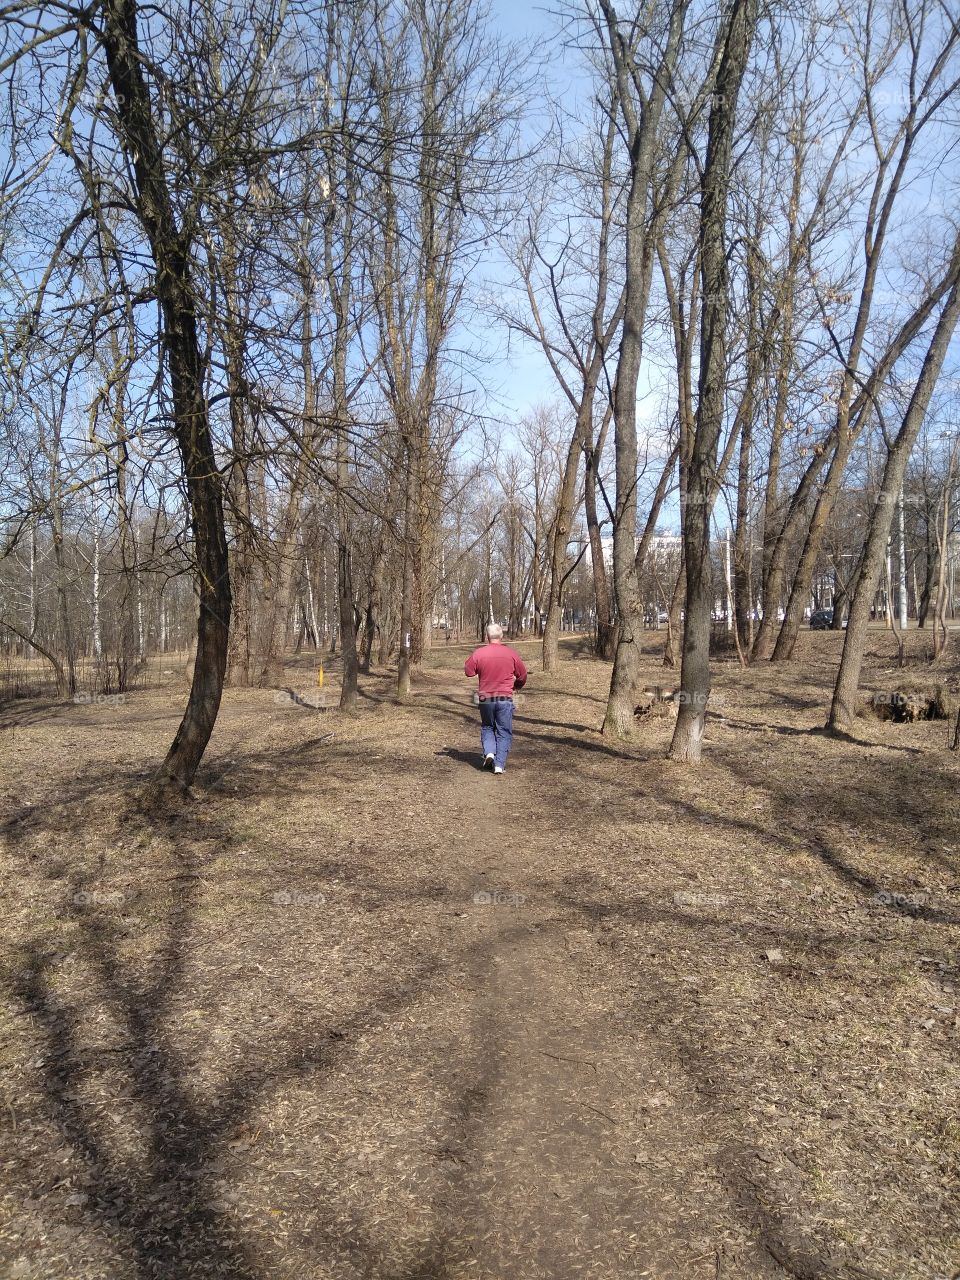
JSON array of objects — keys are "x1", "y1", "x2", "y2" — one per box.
[{"x1": 333, "y1": 674, "x2": 784, "y2": 1280}]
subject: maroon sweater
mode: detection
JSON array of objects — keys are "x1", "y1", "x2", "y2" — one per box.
[{"x1": 464, "y1": 643, "x2": 528, "y2": 698}]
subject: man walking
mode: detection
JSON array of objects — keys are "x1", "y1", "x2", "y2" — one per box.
[{"x1": 464, "y1": 623, "x2": 528, "y2": 775}]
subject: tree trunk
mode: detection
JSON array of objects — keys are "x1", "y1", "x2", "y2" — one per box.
[
  {"x1": 663, "y1": 560, "x2": 685, "y2": 668},
  {"x1": 752, "y1": 460, "x2": 825, "y2": 660},
  {"x1": 113, "y1": 438, "x2": 138, "y2": 693},
  {"x1": 669, "y1": 0, "x2": 758, "y2": 763},
  {"x1": 102, "y1": 0, "x2": 231, "y2": 799},
  {"x1": 599, "y1": 0, "x2": 686, "y2": 738},
  {"x1": 733, "y1": 403, "x2": 753, "y2": 653},
  {"x1": 829, "y1": 257, "x2": 960, "y2": 731},
  {"x1": 227, "y1": 492, "x2": 254, "y2": 685},
  {"x1": 49, "y1": 421, "x2": 77, "y2": 697},
  {"x1": 918, "y1": 533, "x2": 936, "y2": 626},
  {"x1": 338, "y1": 540, "x2": 359, "y2": 709},
  {"x1": 397, "y1": 432, "x2": 419, "y2": 701},
  {"x1": 378, "y1": 588, "x2": 395, "y2": 665},
  {"x1": 92, "y1": 520, "x2": 102, "y2": 663},
  {"x1": 542, "y1": 410, "x2": 585, "y2": 673},
  {"x1": 771, "y1": 429, "x2": 852, "y2": 661},
  {"x1": 363, "y1": 550, "x2": 385, "y2": 672},
  {"x1": 932, "y1": 441, "x2": 958, "y2": 660},
  {"x1": 28, "y1": 524, "x2": 38, "y2": 657},
  {"x1": 585, "y1": 414, "x2": 617, "y2": 660},
  {"x1": 259, "y1": 525, "x2": 302, "y2": 687},
  {"x1": 831, "y1": 567, "x2": 848, "y2": 628},
  {"x1": 221, "y1": 210, "x2": 253, "y2": 688}
]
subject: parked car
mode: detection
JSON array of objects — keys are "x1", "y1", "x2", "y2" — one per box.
[{"x1": 810, "y1": 608, "x2": 834, "y2": 630}]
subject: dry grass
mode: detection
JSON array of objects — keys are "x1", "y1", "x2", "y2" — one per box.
[{"x1": 0, "y1": 629, "x2": 958, "y2": 1279}]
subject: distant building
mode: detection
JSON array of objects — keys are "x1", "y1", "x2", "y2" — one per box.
[
  {"x1": 650, "y1": 533, "x2": 682, "y2": 554},
  {"x1": 588, "y1": 532, "x2": 680, "y2": 572}
]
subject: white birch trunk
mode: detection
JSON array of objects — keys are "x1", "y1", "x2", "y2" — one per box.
[{"x1": 92, "y1": 525, "x2": 102, "y2": 659}]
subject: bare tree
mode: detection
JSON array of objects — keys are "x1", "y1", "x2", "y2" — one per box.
[
  {"x1": 769, "y1": 0, "x2": 960, "y2": 663},
  {"x1": 829, "y1": 234, "x2": 960, "y2": 731},
  {"x1": 594, "y1": 0, "x2": 702, "y2": 737},
  {"x1": 930, "y1": 435, "x2": 958, "y2": 660},
  {"x1": 668, "y1": 0, "x2": 759, "y2": 763},
  {"x1": 365, "y1": 0, "x2": 521, "y2": 700},
  {"x1": 501, "y1": 85, "x2": 626, "y2": 671}
]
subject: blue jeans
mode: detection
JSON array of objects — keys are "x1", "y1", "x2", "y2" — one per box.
[{"x1": 479, "y1": 698, "x2": 514, "y2": 769}]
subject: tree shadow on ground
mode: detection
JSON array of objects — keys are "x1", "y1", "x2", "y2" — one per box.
[
  {"x1": 715, "y1": 716, "x2": 924, "y2": 753},
  {"x1": 407, "y1": 693, "x2": 613, "y2": 747},
  {"x1": 555, "y1": 635, "x2": 609, "y2": 661},
  {"x1": 6, "y1": 671, "x2": 954, "y2": 1278},
  {"x1": 6, "y1": 802, "x2": 545, "y2": 1279},
  {"x1": 520, "y1": 686, "x2": 607, "y2": 705},
  {"x1": 519, "y1": 724, "x2": 649, "y2": 762},
  {"x1": 549, "y1": 875, "x2": 907, "y2": 1280},
  {"x1": 0, "y1": 697, "x2": 74, "y2": 730},
  {"x1": 718, "y1": 747, "x2": 960, "y2": 904}
]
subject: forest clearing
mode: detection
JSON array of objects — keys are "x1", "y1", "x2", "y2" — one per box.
[
  {"x1": 1, "y1": 631, "x2": 958, "y2": 1280},
  {"x1": 4, "y1": 0, "x2": 960, "y2": 1275}
]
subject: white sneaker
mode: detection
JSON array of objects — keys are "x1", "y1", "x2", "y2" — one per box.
[
  {"x1": 483, "y1": 754, "x2": 495, "y2": 770},
  {"x1": 494, "y1": 766, "x2": 504, "y2": 775}
]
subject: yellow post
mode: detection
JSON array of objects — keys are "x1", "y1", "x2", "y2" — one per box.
[{"x1": 317, "y1": 663, "x2": 324, "y2": 689}]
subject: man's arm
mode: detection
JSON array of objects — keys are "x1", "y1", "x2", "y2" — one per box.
[
  {"x1": 512, "y1": 652, "x2": 527, "y2": 688},
  {"x1": 464, "y1": 652, "x2": 478, "y2": 677}
]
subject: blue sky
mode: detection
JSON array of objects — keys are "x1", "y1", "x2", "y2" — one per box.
[
  {"x1": 472, "y1": 0, "x2": 599, "y2": 429},
  {"x1": 469, "y1": 1, "x2": 676, "y2": 454},
  {"x1": 486, "y1": 0, "x2": 552, "y2": 38}
]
